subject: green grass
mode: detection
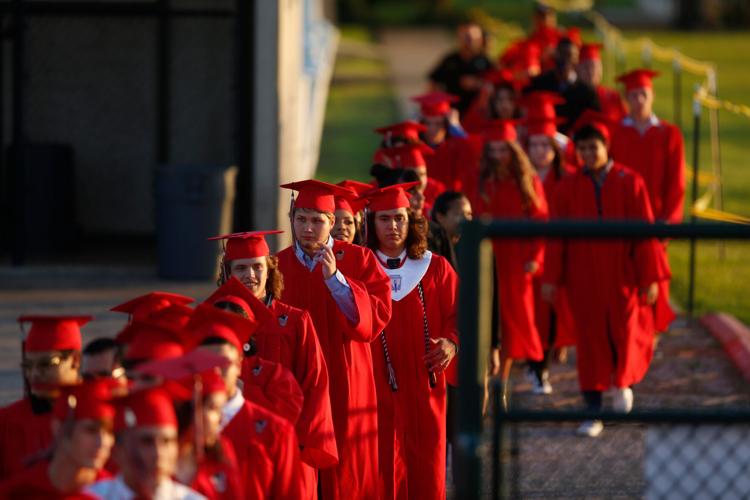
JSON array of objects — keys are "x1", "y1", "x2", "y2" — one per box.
[{"x1": 316, "y1": 26, "x2": 399, "y2": 184}]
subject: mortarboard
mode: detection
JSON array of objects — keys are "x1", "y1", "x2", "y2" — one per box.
[
  {"x1": 114, "y1": 387, "x2": 177, "y2": 432},
  {"x1": 111, "y1": 292, "x2": 193, "y2": 323},
  {"x1": 566, "y1": 27, "x2": 583, "y2": 48},
  {"x1": 579, "y1": 43, "x2": 603, "y2": 62},
  {"x1": 53, "y1": 378, "x2": 120, "y2": 423},
  {"x1": 208, "y1": 229, "x2": 284, "y2": 261},
  {"x1": 520, "y1": 91, "x2": 565, "y2": 121},
  {"x1": 358, "y1": 182, "x2": 420, "y2": 213},
  {"x1": 382, "y1": 143, "x2": 433, "y2": 169},
  {"x1": 411, "y1": 91, "x2": 459, "y2": 118},
  {"x1": 18, "y1": 315, "x2": 92, "y2": 353},
  {"x1": 616, "y1": 69, "x2": 660, "y2": 92},
  {"x1": 481, "y1": 119, "x2": 519, "y2": 143},
  {"x1": 184, "y1": 302, "x2": 263, "y2": 353},
  {"x1": 203, "y1": 276, "x2": 274, "y2": 328},
  {"x1": 280, "y1": 179, "x2": 353, "y2": 214},
  {"x1": 335, "y1": 180, "x2": 371, "y2": 214},
  {"x1": 570, "y1": 109, "x2": 616, "y2": 143},
  {"x1": 525, "y1": 117, "x2": 565, "y2": 138},
  {"x1": 374, "y1": 121, "x2": 426, "y2": 143}
]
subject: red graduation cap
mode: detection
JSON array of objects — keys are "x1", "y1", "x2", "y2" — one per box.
[
  {"x1": 334, "y1": 182, "x2": 368, "y2": 215},
  {"x1": 116, "y1": 301, "x2": 193, "y2": 345},
  {"x1": 579, "y1": 42, "x2": 603, "y2": 62},
  {"x1": 616, "y1": 69, "x2": 660, "y2": 91},
  {"x1": 358, "y1": 181, "x2": 420, "y2": 213},
  {"x1": 481, "y1": 119, "x2": 519, "y2": 143},
  {"x1": 566, "y1": 27, "x2": 583, "y2": 48},
  {"x1": 480, "y1": 68, "x2": 518, "y2": 89},
  {"x1": 121, "y1": 316, "x2": 189, "y2": 363},
  {"x1": 53, "y1": 378, "x2": 120, "y2": 423},
  {"x1": 520, "y1": 91, "x2": 565, "y2": 121},
  {"x1": 383, "y1": 143, "x2": 433, "y2": 169},
  {"x1": 525, "y1": 117, "x2": 565, "y2": 137},
  {"x1": 411, "y1": 91, "x2": 459, "y2": 118},
  {"x1": 280, "y1": 179, "x2": 353, "y2": 214},
  {"x1": 203, "y1": 276, "x2": 274, "y2": 327},
  {"x1": 570, "y1": 109, "x2": 616, "y2": 143},
  {"x1": 111, "y1": 292, "x2": 194, "y2": 322},
  {"x1": 18, "y1": 315, "x2": 92, "y2": 353},
  {"x1": 135, "y1": 350, "x2": 229, "y2": 386},
  {"x1": 500, "y1": 40, "x2": 542, "y2": 72},
  {"x1": 184, "y1": 302, "x2": 263, "y2": 353},
  {"x1": 208, "y1": 229, "x2": 284, "y2": 261},
  {"x1": 374, "y1": 121, "x2": 426, "y2": 143},
  {"x1": 114, "y1": 386, "x2": 177, "y2": 432}
]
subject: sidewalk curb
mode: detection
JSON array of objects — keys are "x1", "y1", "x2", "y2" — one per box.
[{"x1": 701, "y1": 312, "x2": 750, "y2": 383}]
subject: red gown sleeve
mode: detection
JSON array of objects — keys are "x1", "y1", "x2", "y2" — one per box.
[
  {"x1": 436, "y1": 257, "x2": 460, "y2": 386},
  {"x1": 271, "y1": 422, "x2": 305, "y2": 500},
  {"x1": 339, "y1": 249, "x2": 392, "y2": 343},
  {"x1": 661, "y1": 125, "x2": 686, "y2": 224},
  {"x1": 629, "y1": 173, "x2": 663, "y2": 288},
  {"x1": 294, "y1": 311, "x2": 339, "y2": 469},
  {"x1": 527, "y1": 176, "x2": 550, "y2": 266}
]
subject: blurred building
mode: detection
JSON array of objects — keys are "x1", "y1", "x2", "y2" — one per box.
[{"x1": 0, "y1": 0, "x2": 337, "y2": 266}]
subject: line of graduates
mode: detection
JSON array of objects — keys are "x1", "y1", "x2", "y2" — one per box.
[
  {"x1": 422, "y1": 6, "x2": 683, "y2": 437},
  {"x1": 0, "y1": 179, "x2": 461, "y2": 499}
]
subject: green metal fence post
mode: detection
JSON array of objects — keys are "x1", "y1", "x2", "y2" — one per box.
[{"x1": 688, "y1": 87, "x2": 701, "y2": 316}]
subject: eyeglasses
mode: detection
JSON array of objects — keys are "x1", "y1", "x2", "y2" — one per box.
[
  {"x1": 82, "y1": 367, "x2": 126, "y2": 381},
  {"x1": 21, "y1": 355, "x2": 65, "y2": 373}
]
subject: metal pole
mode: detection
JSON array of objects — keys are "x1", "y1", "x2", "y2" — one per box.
[
  {"x1": 492, "y1": 377, "x2": 502, "y2": 500},
  {"x1": 707, "y1": 71, "x2": 725, "y2": 260},
  {"x1": 233, "y1": 0, "x2": 254, "y2": 230},
  {"x1": 455, "y1": 220, "x2": 485, "y2": 500},
  {"x1": 688, "y1": 89, "x2": 701, "y2": 316},
  {"x1": 10, "y1": 0, "x2": 25, "y2": 266},
  {"x1": 673, "y1": 58, "x2": 682, "y2": 130},
  {"x1": 156, "y1": 0, "x2": 170, "y2": 165}
]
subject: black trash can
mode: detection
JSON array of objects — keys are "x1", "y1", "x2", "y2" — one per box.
[{"x1": 155, "y1": 164, "x2": 238, "y2": 280}]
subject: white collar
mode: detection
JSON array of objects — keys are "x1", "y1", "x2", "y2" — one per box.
[
  {"x1": 622, "y1": 114, "x2": 660, "y2": 128},
  {"x1": 220, "y1": 390, "x2": 245, "y2": 430},
  {"x1": 375, "y1": 248, "x2": 407, "y2": 263},
  {"x1": 378, "y1": 250, "x2": 432, "y2": 301}
]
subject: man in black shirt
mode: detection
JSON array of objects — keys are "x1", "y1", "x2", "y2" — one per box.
[
  {"x1": 428, "y1": 22, "x2": 495, "y2": 116},
  {"x1": 525, "y1": 37, "x2": 600, "y2": 133}
]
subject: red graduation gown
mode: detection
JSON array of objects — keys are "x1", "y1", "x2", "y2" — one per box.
[
  {"x1": 477, "y1": 175, "x2": 548, "y2": 361},
  {"x1": 533, "y1": 166, "x2": 577, "y2": 349},
  {"x1": 277, "y1": 240, "x2": 392, "y2": 500},
  {"x1": 222, "y1": 399, "x2": 303, "y2": 499},
  {"x1": 240, "y1": 356, "x2": 304, "y2": 425},
  {"x1": 371, "y1": 253, "x2": 458, "y2": 500},
  {"x1": 609, "y1": 117, "x2": 684, "y2": 330},
  {"x1": 251, "y1": 299, "x2": 338, "y2": 498},
  {"x1": 425, "y1": 136, "x2": 473, "y2": 193},
  {"x1": 544, "y1": 162, "x2": 665, "y2": 391},
  {"x1": 0, "y1": 398, "x2": 54, "y2": 480},
  {"x1": 0, "y1": 460, "x2": 105, "y2": 499},
  {"x1": 190, "y1": 436, "x2": 243, "y2": 500}
]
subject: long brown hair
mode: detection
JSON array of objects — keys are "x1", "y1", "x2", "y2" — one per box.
[
  {"x1": 479, "y1": 139, "x2": 541, "y2": 210},
  {"x1": 366, "y1": 210, "x2": 428, "y2": 260}
]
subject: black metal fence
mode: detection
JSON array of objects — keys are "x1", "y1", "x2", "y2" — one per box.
[{"x1": 454, "y1": 220, "x2": 750, "y2": 499}]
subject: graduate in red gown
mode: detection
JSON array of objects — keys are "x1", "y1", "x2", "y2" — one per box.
[
  {"x1": 170, "y1": 369, "x2": 243, "y2": 500},
  {"x1": 277, "y1": 179, "x2": 392, "y2": 500},
  {"x1": 207, "y1": 230, "x2": 338, "y2": 498},
  {"x1": 185, "y1": 303, "x2": 304, "y2": 499},
  {"x1": 0, "y1": 315, "x2": 91, "y2": 480},
  {"x1": 334, "y1": 180, "x2": 372, "y2": 245},
  {"x1": 474, "y1": 119, "x2": 548, "y2": 405},
  {"x1": 609, "y1": 68, "x2": 683, "y2": 332},
  {"x1": 542, "y1": 122, "x2": 665, "y2": 437},
  {"x1": 87, "y1": 387, "x2": 204, "y2": 499},
  {"x1": 362, "y1": 182, "x2": 459, "y2": 500},
  {"x1": 379, "y1": 142, "x2": 446, "y2": 216},
  {"x1": 462, "y1": 68, "x2": 521, "y2": 136},
  {"x1": 577, "y1": 43, "x2": 626, "y2": 122},
  {"x1": 523, "y1": 113, "x2": 577, "y2": 394},
  {"x1": 0, "y1": 379, "x2": 116, "y2": 499},
  {"x1": 411, "y1": 93, "x2": 471, "y2": 193}
]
